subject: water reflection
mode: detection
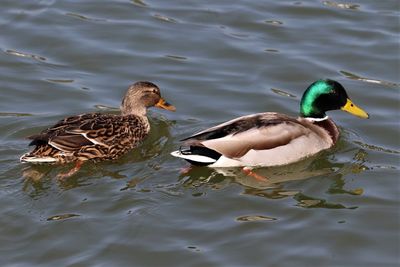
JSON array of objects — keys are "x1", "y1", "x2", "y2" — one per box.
[
  {"x1": 47, "y1": 213, "x2": 80, "y2": 221},
  {"x1": 4, "y1": 49, "x2": 47, "y2": 61},
  {"x1": 323, "y1": 1, "x2": 360, "y2": 10},
  {"x1": 120, "y1": 177, "x2": 148, "y2": 191},
  {"x1": 236, "y1": 215, "x2": 277, "y2": 222},
  {"x1": 180, "y1": 149, "x2": 369, "y2": 209},
  {"x1": 22, "y1": 163, "x2": 94, "y2": 194},
  {"x1": 130, "y1": 0, "x2": 148, "y2": 8},
  {"x1": 65, "y1": 12, "x2": 106, "y2": 22},
  {"x1": 0, "y1": 112, "x2": 33, "y2": 117},
  {"x1": 340, "y1": 70, "x2": 400, "y2": 88},
  {"x1": 153, "y1": 14, "x2": 178, "y2": 23},
  {"x1": 22, "y1": 165, "x2": 52, "y2": 198}
]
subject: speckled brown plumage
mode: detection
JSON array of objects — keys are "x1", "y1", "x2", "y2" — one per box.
[
  {"x1": 23, "y1": 113, "x2": 150, "y2": 163},
  {"x1": 21, "y1": 81, "x2": 175, "y2": 164}
]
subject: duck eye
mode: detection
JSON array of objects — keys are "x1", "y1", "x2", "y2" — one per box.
[{"x1": 146, "y1": 90, "x2": 156, "y2": 95}]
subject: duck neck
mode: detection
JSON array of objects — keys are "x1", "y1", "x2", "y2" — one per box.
[
  {"x1": 121, "y1": 104, "x2": 147, "y2": 117},
  {"x1": 300, "y1": 98, "x2": 328, "y2": 121},
  {"x1": 299, "y1": 83, "x2": 330, "y2": 120}
]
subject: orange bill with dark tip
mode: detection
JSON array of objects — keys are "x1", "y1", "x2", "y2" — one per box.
[
  {"x1": 341, "y1": 98, "x2": 369, "y2": 119},
  {"x1": 155, "y1": 98, "x2": 176, "y2": 111}
]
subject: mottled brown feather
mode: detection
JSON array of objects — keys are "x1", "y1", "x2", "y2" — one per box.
[
  {"x1": 23, "y1": 113, "x2": 150, "y2": 163},
  {"x1": 21, "y1": 81, "x2": 175, "y2": 164}
]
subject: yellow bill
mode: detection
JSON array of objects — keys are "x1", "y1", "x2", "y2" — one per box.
[
  {"x1": 341, "y1": 98, "x2": 369, "y2": 119},
  {"x1": 155, "y1": 98, "x2": 176, "y2": 111}
]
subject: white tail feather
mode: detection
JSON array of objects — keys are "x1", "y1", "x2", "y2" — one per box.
[
  {"x1": 20, "y1": 154, "x2": 57, "y2": 163},
  {"x1": 170, "y1": 150, "x2": 216, "y2": 164}
]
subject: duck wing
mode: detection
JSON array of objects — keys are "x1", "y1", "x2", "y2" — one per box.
[
  {"x1": 182, "y1": 112, "x2": 308, "y2": 158},
  {"x1": 27, "y1": 113, "x2": 101, "y2": 147},
  {"x1": 28, "y1": 113, "x2": 140, "y2": 153}
]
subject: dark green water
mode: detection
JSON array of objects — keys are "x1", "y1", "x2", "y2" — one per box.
[{"x1": 1, "y1": 1, "x2": 399, "y2": 266}]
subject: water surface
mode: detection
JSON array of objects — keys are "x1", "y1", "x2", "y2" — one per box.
[{"x1": 0, "y1": 1, "x2": 399, "y2": 266}]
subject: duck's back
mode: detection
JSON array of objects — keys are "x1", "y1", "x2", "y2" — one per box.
[{"x1": 21, "y1": 113, "x2": 150, "y2": 163}]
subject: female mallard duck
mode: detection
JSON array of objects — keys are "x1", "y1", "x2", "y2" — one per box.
[
  {"x1": 171, "y1": 79, "x2": 368, "y2": 168},
  {"x1": 21, "y1": 81, "x2": 175, "y2": 177}
]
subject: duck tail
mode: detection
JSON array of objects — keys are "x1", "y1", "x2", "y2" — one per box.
[
  {"x1": 170, "y1": 146, "x2": 221, "y2": 166},
  {"x1": 20, "y1": 153, "x2": 57, "y2": 163}
]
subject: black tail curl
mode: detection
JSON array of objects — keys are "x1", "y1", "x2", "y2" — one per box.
[{"x1": 178, "y1": 145, "x2": 221, "y2": 166}]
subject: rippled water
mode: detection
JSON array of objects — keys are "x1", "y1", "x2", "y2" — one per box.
[{"x1": 1, "y1": 1, "x2": 399, "y2": 266}]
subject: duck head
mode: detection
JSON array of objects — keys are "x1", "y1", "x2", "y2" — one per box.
[
  {"x1": 299, "y1": 79, "x2": 369, "y2": 120},
  {"x1": 121, "y1": 81, "x2": 175, "y2": 116}
]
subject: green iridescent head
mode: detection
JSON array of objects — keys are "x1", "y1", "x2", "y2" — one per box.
[{"x1": 299, "y1": 79, "x2": 369, "y2": 119}]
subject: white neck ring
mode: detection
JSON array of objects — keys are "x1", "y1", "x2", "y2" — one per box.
[{"x1": 304, "y1": 115, "x2": 329, "y2": 122}]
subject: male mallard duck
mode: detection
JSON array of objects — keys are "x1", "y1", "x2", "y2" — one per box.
[
  {"x1": 21, "y1": 81, "x2": 175, "y2": 177},
  {"x1": 171, "y1": 79, "x2": 368, "y2": 168}
]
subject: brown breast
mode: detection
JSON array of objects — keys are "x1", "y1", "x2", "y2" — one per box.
[{"x1": 314, "y1": 118, "x2": 340, "y2": 145}]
